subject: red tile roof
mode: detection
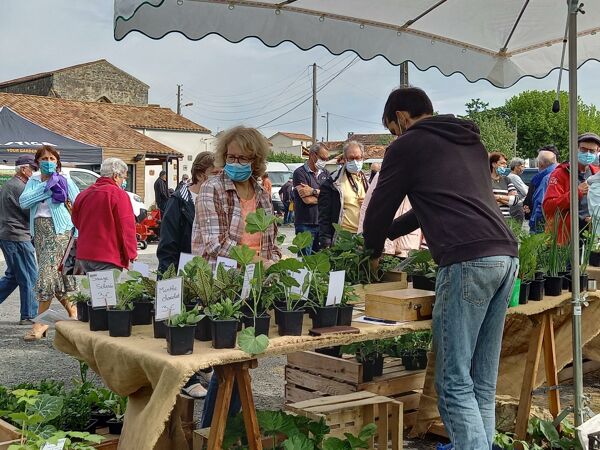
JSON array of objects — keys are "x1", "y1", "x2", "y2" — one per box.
[
  {"x1": 272, "y1": 132, "x2": 313, "y2": 141},
  {"x1": 347, "y1": 133, "x2": 395, "y2": 147}
]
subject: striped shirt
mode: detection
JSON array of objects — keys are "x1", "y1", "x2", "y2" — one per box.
[
  {"x1": 491, "y1": 176, "x2": 517, "y2": 219},
  {"x1": 191, "y1": 173, "x2": 281, "y2": 267}
]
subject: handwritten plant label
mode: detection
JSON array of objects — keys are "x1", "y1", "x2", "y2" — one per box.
[
  {"x1": 214, "y1": 256, "x2": 238, "y2": 275},
  {"x1": 88, "y1": 270, "x2": 117, "y2": 308},
  {"x1": 41, "y1": 438, "x2": 66, "y2": 450},
  {"x1": 131, "y1": 261, "x2": 150, "y2": 277},
  {"x1": 326, "y1": 270, "x2": 346, "y2": 306},
  {"x1": 178, "y1": 253, "x2": 195, "y2": 274},
  {"x1": 290, "y1": 269, "x2": 309, "y2": 299},
  {"x1": 155, "y1": 277, "x2": 183, "y2": 321},
  {"x1": 241, "y1": 264, "x2": 256, "y2": 300}
]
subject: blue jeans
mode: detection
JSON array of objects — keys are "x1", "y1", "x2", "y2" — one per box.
[
  {"x1": 0, "y1": 240, "x2": 38, "y2": 320},
  {"x1": 283, "y1": 202, "x2": 292, "y2": 224},
  {"x1": 433, "y1": 255, "x2": 518, "y2": 450},
  {"x1": 200, "y1": 372, "x2": 242, "y2": 428},
  {"x1": 294, "y1": 224, "x2": 320, "y2": 255}
]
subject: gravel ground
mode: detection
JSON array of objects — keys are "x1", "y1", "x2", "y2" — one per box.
[{"x1": 0, "y1": 228, "x2": 439, "y2": 449}]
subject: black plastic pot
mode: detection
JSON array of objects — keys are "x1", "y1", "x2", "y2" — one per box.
[
  {"x1": 591, "y1": 252, "x2": 600, "y2": 267},
  {"x1": 404, "y1": 349, "x2": 428, "y2": 371},
  {"x1": 195, "y1": 315, "x2": 212, "y2": 341},
  {"x1": 242, "y1": 314, "x2": 271, "y2": 336},
  {"x1": 544, "y1": 276, "x2": 563, "y2": 296},
  {"x1": 519, "y1": 281, "x2": 530, "y2": 305},
  {"x1": 277, "y1": 309, "x2": 304, "y2": 336},
  {"x1": 107, "y1": 418, "x2": 123, "y2": 435},
  {"x1": 210, "y1": 319, "x2": 238, "y2": 349},
  {"x1": 274, "y1": 300, "x2": 286, "y2": 324},
  {"x1": 152, "y1": 315, "x2": 167, "y2": 339},
  {"x1": 570, "y1": 274, "x2": 589, "y2": 293},
  {"x1": 83, "y1": 419, "x2": 98, "y2": 433},
  {"x1": 237, "y1": 320, "x2": 243, "y2": 332},
  {"x1": 337, "y1": 305, "x2": 354, "y2": 326},
  {"x1": 76, "y1": 302, "x2": 89, "y2": 322},
  {"x1": 559, "y1": 271, "x2": 571, "y2": 290},
  {"x1": 535, "y1": 271, "x2": 546, "y2": 281},
  {"x1": 412, "y1": 275, "x2": 436, "y2": 291},
  {"x1": 528, "y1": 279, "x2": 545, "y2": 301},
  {"x1": 315, "y1": 346, "x2": 342, "y2": 358},
  {"x1": 91, "y1": 410, "x2": 115, "y2": 428},
  {"x1": 373, "y1": 353, "x2": 384, "y2": 377},
  {"x1": 107, "y1": 309, "x2": 132, "y2": 337},
  {"x1": 311, "y1": 306, "x2": 338, "y2": 329},
  {"x1": 166, "y1": 325, "x2": 196, "y2": 355},
  {"x1": 88, "y1": 303, "x2": 108, "y2": 331},
  {"x1": 361, "y1": 357, "x2": 380, "y2": 382},
  {"x1": 132, "y1": 301, "x2": 153, "y2": 325}
]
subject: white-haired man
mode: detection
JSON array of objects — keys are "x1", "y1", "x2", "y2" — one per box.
[
  {"x1": 72, "y1": 158, "x2": 137, "y2": 272},
  {"x1": 318, "y1": 140, "x2": 369, "y2": 248},
  {"x1": 0, "y1": 155, "x2": 39, "y2": 324}
]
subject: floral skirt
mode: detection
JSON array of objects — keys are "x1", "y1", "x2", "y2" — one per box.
[{"x1": 33, "y1": 217, "x2": 75, "y2": 302}]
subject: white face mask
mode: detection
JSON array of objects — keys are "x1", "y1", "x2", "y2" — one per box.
[
  {"x1": 346, "y1": 160, "x2": 364, "y2": 174},
  {"x1": 315, "y1": 159, "x2": 327, "y2": 170}
]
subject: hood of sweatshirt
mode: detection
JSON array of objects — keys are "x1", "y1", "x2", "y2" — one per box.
[{"x1": 406, "y1": 114, "x2": 481, "y2": 146}]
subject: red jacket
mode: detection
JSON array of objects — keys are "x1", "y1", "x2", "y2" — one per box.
[
  {"x1": 542, "y1": 162, "x2": 599, "y2": 244},
  {"x1": 72, "y1": 177, "x2": 137, "y2": 269}
]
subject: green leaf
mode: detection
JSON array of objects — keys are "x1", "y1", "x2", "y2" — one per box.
[
  {"x1": 289, "y1": 231, "x2": 314, "y2": 253},
  {"x1": 357, "y1": 423, "x2": 377, "y2": 441},
  {"x1": 268, "y1": 258, "x2": 304, "y2": 274},
  {"x1": 539, "y1": 419, "x2": 560, "y2": 443},
  {"x1": 230, "y1": 245, "x2": 256, "y2": 268},
  {"x1": 282, "y1": 434, "x2": 316, "y2": 450},
  {"x1": 31, "y1": 394, "x2": 63, "y2": 422},
  {"x1": 238, "y1": 327, "x2": 269, "y2": 355},
  {"x1": 303, "y1": 252, "x2": 330, "y2": 274},
  {"x1": 322, "y1": 437, "x2": 347, "y2": 450},
  {"x1": 344, "y1": 432, "x2": 369, "y2": 448},
  {"x1": 245, "y1": 208, "x2": 277, "y2": 234}
]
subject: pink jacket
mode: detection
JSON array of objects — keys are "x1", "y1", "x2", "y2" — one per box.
[{"x1": 358, "y1": 172, "x2": 422, "y2": 257}]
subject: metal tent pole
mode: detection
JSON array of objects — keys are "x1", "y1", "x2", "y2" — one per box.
[{"x1": 567, "y1": 0, "x2": 584, "y2": 427}]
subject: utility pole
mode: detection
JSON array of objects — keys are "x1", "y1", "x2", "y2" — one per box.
[
  {"x1": 399, "y1": 62, "x2": 409, "y2": 87},
  {"x1": 176, "y1": 84, "x2": 182, "y2": 115},
  {"x1": 321, "y1": 112, "x2": 329, "y2": 142},
  {"x1": 312, "y1": 63, "x2": 317, "y2": 143}
]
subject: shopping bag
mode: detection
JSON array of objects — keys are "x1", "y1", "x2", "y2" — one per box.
[{"x1": 59, "y1": 229, "x2": 80, "y2": 275}]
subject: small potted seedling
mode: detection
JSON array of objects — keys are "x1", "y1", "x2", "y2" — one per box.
[
  {"x1": 105, "y1": 393, "x2": 128, "y2": 435},
  {"x1": 304, "y1": 252, "x2": 339, "y2": 328},
  {"x1": 89, "y1": 387, "x2": 116, "y2": 428},
  {"x1": 80, "y1": 276, "x2": 109, "y2": 331},
  {"x1": 205, "y1": 298, "x2": 242, "y2": 349},
  {"x1": 70, "y1": 291, "x2": 91, "y2": 322},
  {"x1": 266, "y1": 260, "x2": 307, "y2": 336},
  {"x1": 516, "y1": 233, "x2": 545, "y2": 304},
  {"x1": 166, "y1": 308, "x2": 201, "y2": 355},
  {"x1": 179, "y1": 256, "x2": 214, "y2": 341},
  {"x1": 342, "y1": 340, "x2": 386, "y2": 382},
  {"x1": 400, "y1": 249, "x2": 437, "y2": 291},
  {"x1": 107, "y1": 285, "x2": 134, "y2": 337},
  {"x1": 337, "y1": 284, "x2": 359, "y2": 326},
  {"x1": 545, "y1": 210, "x2": 569, "y2": 296},
  {"x1": 400, "y1": 331, "x2": 432, "y2": 371}
]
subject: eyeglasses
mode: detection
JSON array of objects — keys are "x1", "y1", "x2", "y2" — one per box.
[
  {"x1": 226, "y1": 155, "x2": 253, "y2": 164},
  {"x1": 579, "y1": 146, "x2": 598, "y2": 154}
]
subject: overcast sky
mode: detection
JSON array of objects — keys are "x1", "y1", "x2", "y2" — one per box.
[{"x1": 2, "y1": 0, "x2": 600, "y2": 141}]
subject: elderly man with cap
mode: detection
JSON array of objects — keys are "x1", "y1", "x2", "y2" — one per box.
[
  {"x1": 543, "y1": 132, "x2": 600, "y2": 243},
  {"x1": 0, "y1": 155, "x2": 39, "y2": 324}
]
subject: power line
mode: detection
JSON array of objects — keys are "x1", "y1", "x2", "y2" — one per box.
[{"x1": 328, "y1": 113, "x2": 383, "y2": 126}]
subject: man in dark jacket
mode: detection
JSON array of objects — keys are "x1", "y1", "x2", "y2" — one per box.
[
  {"x1": 363, "y1": 87, "x2": 518, "y2": 450},
  {"x1": 278, "y1": 177, "x2": 294, "y2": 225},
  {"x1": 154, "y1": 170, "x2": 169, "y2": 214}
]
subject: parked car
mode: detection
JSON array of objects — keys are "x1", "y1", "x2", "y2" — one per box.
[
  {"x1": 0, "y1": 165, "x2": 147, "y2": 218},
  {"x1": 266, "y1": 162, "x2": 292, "y2": 214},
  {"x1": 519, "y1": 168, "x2": 538, "y2": 186}
]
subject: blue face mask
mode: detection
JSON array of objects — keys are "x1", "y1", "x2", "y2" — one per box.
[
  {"x1": 496, "y1": 167, "x2": 511, "y2": 177},
  {"x1": 40, "y1": 161, "x2": 57, "y2": 175},
  {"x1": 346, "y1": 160, "x2": 364, "y2": 174},
  {"x1": 224, "y1": 162, "x2": 253, "y2": 182},
  {"x1": 578, "y1": 151, "x2": 597, "y2": 166},
  {"x1": 121, "y1": 180, "x2": 127, "y2": 190}
]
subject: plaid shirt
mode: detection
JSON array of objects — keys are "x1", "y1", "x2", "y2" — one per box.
[{"x1": 192, "y1": 173, "x2": 281, "y2": 266}]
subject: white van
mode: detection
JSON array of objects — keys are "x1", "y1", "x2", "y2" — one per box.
[
  {"x1": 0, "y1": 165, "x2": 147, "y2": 218},
  {"x1": 265, "y1": 162, "x2": 292, "y2": 213}
]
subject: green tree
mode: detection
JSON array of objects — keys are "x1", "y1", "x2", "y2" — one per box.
[
  {"x1": 464, "y1": 99, "x2": 516, "y2": 158},
  {"x1": 504, "y1": 90, "x2": 600, "y2": 160},
  {"x1": 267, "y1": 152, "x2": 304, "y2": 163}
]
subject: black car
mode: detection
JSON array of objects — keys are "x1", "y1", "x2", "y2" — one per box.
[{"x1": 519, "y1": 168, "x2": 538, "y2": 185}]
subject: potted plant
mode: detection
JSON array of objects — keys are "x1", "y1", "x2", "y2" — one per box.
[
  {"x1": 205, "y1": 298, "x2": 242, "y2": 349},
  {"x1": 87, "y1": 302, "x2": 108, "y2": 332},
  {"x1": 341, "y1": 340, "x2": 386, "y2": 382},
  {"x1": 545, "y1": 210, "x2": 570, "y2": 296},
  {"x1": 337, "y1": 284, "x2": 359, "y2": 326},
  {"x1": 572, "y1": 219, "x2": 598, "y2": 292},
  {"x1": 69, "y1": 291, "x2": 91, "y2": 322},
  {"x1": 88, "y1": 387, "x2": 116, "y2": 428},
  {"x1": 516, "y1": 233, "x2": 545, "y2": 304},
  {"x1": 304, "y1": 252, "x2": 339, "y2": 328},
  {"x1": 396, "y1": 331, "x2": 432, "y2": 371},
  {"x1": 166, "y1": 308, "x2": 201, "y2": 355},
  {"x1": 105, "y1": 393, "x2": 127, "y2": 435},
  {"x1": 179, "y1": 256, "x2": 214, "y2": 341},
  {"x1": 397, "y1": 249, "x2": 437, "y2": 291},
  {"x1": 107, "y1": 288, "x2": 134, "y2": 337}
]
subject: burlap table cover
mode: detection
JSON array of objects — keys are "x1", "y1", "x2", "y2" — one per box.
[
  {"x1": 54, "y1": 316, "x2": 431, "y2": 450},
  {"x1": 411, "y1": 291, "x2": 600, "y2": 436}
]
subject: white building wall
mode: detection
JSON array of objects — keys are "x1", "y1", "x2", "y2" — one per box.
[{"x1": 136, "y1": 128, "x2": 215, "y2": 207}]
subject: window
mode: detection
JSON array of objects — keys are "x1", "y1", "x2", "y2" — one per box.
[
  {"x1": 183, "y1": 165, "x2": 188, "y2": 170},
  {"x1": 126, "y1": 164, "x2": 135, "y2": 192},
  {"x1": 187, "y1": 155, "x2": 193, "y2": 161},
  {"x1": 69, "y1": 170, "x2": 98, "y2": 191}
]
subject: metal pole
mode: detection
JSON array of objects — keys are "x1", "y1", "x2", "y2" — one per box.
[
  {"x1": 312, "y1": 63, "x2": 317, "y2": 143},
  {"x1": 176, "y1": 84, "x2": 182, "y2": 115},
  {"x1": 326, "y1": 112, "x2": 329, "y2": 142},
  {"x1": 567, "y1": 0, "x2": 584, "y2": 427},
  {"x1": 400, "y1": 62, "x2": 409, "y2": 87}
]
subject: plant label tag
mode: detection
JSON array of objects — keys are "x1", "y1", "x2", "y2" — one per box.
[
  {"x1": 178, "y1": 253, "x2": 195, "y2": 274},
  {"x1": 290, "y1": 269, "x2": 309, "y2": 299},
  {"x1": 41, "y1": 438, "x2": 66, "y2": 450},
  {"x1": 241, "y1": 264, "x2": 256, "y2": 300},
  {"x1": 131, "y1": 261, "x2": 150, "y2": 277},
  {"x1": 326, "y1": 270, "x2": 346, "y2": 306},
  {"x1": 88, "y1": 270, "x2": 117, "y2": 308},
  {"x1": 214, "y1": 256, "x2": 238, "y2": 275},
  {"x1": 155, "y1": 277, "x2": 183, "y2": 321}
]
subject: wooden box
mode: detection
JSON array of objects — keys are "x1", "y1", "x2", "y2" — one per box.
[
  {"x1": 0, "y1": 418, "x2": 20, "y2": 450},
  {"x1": 285, "y1": 351, "x2": 425, "y2": 429},
  {"x1": 365, "y1": 288, "x2": 435, "y2": 322},
  {"x1": 193, "y1": 428, "x2": 283, "y2": 450},
  {"x1": 352, "y1": 280, "x2": 408, "y2": 301},
  {"x1": 286, "y1": 391, "x2": 403, "y2": 449}
]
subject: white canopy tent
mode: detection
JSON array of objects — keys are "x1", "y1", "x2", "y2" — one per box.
[{"x1": 115, "y1": 0, "x2": 600, "y2": 426}]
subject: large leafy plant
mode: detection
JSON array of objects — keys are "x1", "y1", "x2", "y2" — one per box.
[
  {"x1": 325, "y1": 225, "x2": 377, "y2": 285},
  {"x1": 396, "y1": 249, "x2": 437, "y2": 279}
]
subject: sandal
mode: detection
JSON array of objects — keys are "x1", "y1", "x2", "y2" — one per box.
[
  {"x1": 23, "y1": 324, "x2": 49, "y2": 341},
  {"x1": 182, "y1": 383, "x2": 208, "y2": 399}
]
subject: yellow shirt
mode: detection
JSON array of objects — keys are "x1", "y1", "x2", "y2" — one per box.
[{"x1": 341, "y1": 172, "x2": 366, "y2": 233}]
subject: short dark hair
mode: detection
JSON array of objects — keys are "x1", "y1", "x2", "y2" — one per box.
[
  {"x1": 34, "y1": 145, "x2": 62, "y2": 171},
  {"x1": 381, "y1": 87, "x2": 434, "y2": 127},
  {"x1": 489, "y1": 151, "x2": 507, "y2": 173},
  {"x1": 159, "y1": 170, "x2": 166, "y2": 177},
  {"x1": 538, "y1": 144, "x2": 559, "y2": 158}
]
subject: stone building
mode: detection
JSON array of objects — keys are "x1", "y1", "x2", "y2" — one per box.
[{"x1": 0, "y1": 60, "x2": 148, "y2": 106}]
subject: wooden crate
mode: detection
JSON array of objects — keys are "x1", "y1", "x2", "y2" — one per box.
[
  {"x1": 193, "y1": 428, "x2": 284, "y2": 450},
  {"x1": 285, "y1": 351, "x2": 425, "y2": 428},
  {"x1": 0, "y1": 418, "x2": 19, "y2": 450},
  {"x1": 365, "y1": 288, "x2": 434, "y2": 322},
  {"x1": 286, "y1": 391, "x2": 403, "y2": 449},
  {"x1": 93, "y1": 427, "x2": 120, "y2": 450}
]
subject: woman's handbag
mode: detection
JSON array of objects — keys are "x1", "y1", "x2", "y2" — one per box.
[{"x1": 59, "y1": 228, "x2": 80, "y2": 276}]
